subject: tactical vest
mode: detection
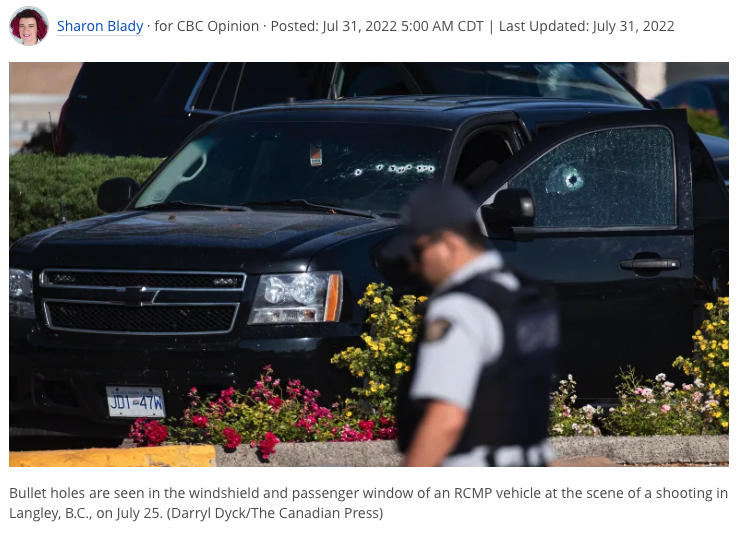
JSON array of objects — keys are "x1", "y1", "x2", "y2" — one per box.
[{"x1": 396, "y1": 270, "x2": 559, "y2": 466}]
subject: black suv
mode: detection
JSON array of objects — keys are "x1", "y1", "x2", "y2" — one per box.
[{"x1": 11, "y1": 97, "x2": 728, "y2": 434}]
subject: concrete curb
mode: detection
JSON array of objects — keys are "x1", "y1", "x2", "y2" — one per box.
[
  {"x1": 9, "y1": 437, "x2": 728, "y2": 467},
  {"x1": 551, "y1": 436, "x2": 729, "y2": 465},
  {"x1": 216, "y1": 436, "x2": 729, "y2": 466}
]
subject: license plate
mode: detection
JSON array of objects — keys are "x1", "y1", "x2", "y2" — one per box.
[{"x1": 106, "y1": 386, "x2": 165, "y2": 418}]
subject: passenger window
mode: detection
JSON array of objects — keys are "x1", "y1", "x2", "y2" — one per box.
[
  {"x1": 232, "y1": 63, "x2": 328, "y2": 110},
  {"x1": 508, "y1": 127, "x2": 675, "y2": 227},
  {"x1": 192, "y1": 63, "x2": 328, "y2": 114},
  {"x1": 337, "y1": 63, "x2": 415, "y2": 97},
  {"x1": 193, "y1": 63, "x2": 235, "y2": 112},
  {"x1": 453, "y1": 130, "x2": 513, "y2": 191}
]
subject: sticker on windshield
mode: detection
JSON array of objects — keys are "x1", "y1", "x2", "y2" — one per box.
[{"x1": 310, "y1": 147, "x2": 323, "y2": 166}]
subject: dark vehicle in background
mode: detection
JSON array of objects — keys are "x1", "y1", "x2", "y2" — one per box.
[
  {"x1": 11, "y1": 97, "x2": 728, "y2": 435},
  {"x1": 656, "y1": 76, "x2": 729, "y2": 133},
  {"x1": 55, "y1": 62, "x2": 729, "y2": 183},
  {"x1": 56, "y1": 62, "x2": 649, "y2": 158}
]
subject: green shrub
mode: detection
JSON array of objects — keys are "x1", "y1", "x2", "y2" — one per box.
[
  {"x1": 549, "y1": 375, "x2": 603, "y2": 436},
  {"x1": 673, "y1": 298, "x2": 729, "y2": 432},
  {"x1": 602, "y1": 368, "x2": 714, "y2": 436},
  {"x1": 331, "y1": 283, "x2": 424, "y2": 416},
  {"x1": 9, "y1": 153, "x2": 162, "y2": 244},
  {"x1": 685, "y1": 107, "x2": 728, "y2": 139}
]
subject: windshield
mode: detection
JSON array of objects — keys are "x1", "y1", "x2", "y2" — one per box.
[
  {"x1": 402, "y1": 63, "x2": 644, "y2": 106},
  {"x1": 135, "y1": 120, "x2": 448, "y2": 214}
]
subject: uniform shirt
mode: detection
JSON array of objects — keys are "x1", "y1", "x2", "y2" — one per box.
[{"x1": 409, "y1": 250, "x2": 552, "y2": 467}]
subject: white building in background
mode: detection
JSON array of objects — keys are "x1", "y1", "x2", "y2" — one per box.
[{"x1": 612, "y1": 62, "x2": 729, "y2": 98}]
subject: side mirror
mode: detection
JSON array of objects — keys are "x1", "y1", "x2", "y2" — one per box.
[
  {"x1": 97, "y1": 177, "x2": 139, "y2": 213},
  {"x1": 480, "y1": 188, "x2": 535, "y2": 231},
  {"x1": 648, "y1": 98, "x2": 663, "y2": 110}
]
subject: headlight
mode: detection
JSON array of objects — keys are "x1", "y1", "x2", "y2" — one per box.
[
  {"x1": 248, "y1": 272, "x2": 342, "y2": 325},
  {"x1": 10, "y1": 268, "x2": 36, "y2": 319}
]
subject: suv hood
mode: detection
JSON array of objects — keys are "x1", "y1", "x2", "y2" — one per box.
[{"x1": 11, "y1": 210, "x2": 393, "y2": 272}]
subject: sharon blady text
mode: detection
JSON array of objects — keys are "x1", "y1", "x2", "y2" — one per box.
[
  {"x1": 57, "y1": 20, "x2": 144, "y2": 34},
  {"x1": 10, "y1": 508, "x2": 61, "y2": 522}
]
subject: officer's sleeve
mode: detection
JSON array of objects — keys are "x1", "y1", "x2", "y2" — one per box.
[{"x1": 409, "y1": 292, "x2": 504, "y2": 411}]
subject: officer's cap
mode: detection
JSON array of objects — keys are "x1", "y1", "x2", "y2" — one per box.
[{"x1": 380, "y1": 183, "x2": 481, "y2": 261}]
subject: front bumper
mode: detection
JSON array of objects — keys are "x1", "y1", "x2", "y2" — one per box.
[{"x1": 10, "y1": 321, "x2": 363, "y2": 436}]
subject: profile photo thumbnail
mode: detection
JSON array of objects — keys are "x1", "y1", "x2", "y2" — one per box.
[{"x1": 10, "y1": 6, "x2": 48, "y2": 46}]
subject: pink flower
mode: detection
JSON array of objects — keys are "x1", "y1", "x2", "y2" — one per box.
[
  {"x1": 683, "y1": 384, "x2": 692, "y2": 391},
  {"x1": 222, "y1": 427, "x2": 242, "y2": 450},
  {"x1": 258, "y1": 432, "x2": 280, "y2": 459},
  {"x1": 267, "y1": 397, "x2": 283, "y2": 411},
  {"x1": 192, "y1": 415, "x2": 208, "y2": 428},
  {"x1": 660, "y1": 405, "x2": 671, "y2": 413}
]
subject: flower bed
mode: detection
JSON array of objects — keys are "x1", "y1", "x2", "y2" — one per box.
[{"x1": 130, "y1": 288, "x2": 728, "y2": 459}]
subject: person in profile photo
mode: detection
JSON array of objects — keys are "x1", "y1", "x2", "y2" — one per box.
[{"x1": 10, "y1": 7, "x2": 48, "y2": 46}]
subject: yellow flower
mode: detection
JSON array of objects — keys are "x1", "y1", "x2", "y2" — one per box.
[
  {"x1": 404, "y1": 365, "x2": 410, "y2": 372},
  {"x1": 371, "y1": 386, "x2": 377, "y2": 393},
  {"x1": 373, "y1": 297, "x2": 381, "y2": 304},
  {"x1": 695, "y1": 367, "x2": 701, "y2": 372},
  {"x1": 379, "y1": 384, "x2": 385, "y2": 390},
  {"x1": 366, "y1": 290, "x2": 374, "y2": 296},
  {"x1": 713, "y1": 411, "x2": 722, "y2": 418},
  {"x1": 378, "y1": 343, "x2": 386, "y2": 351},
  {"x1": 390, "y1": 314, "x2": 397, "y2": 320},
  {"x1": 715, "y1": 389, "x2": 722, "y2": 396},
  {"x1": 722, "y1": 361, "x2": 729, "y2": 367},
  {"x1": 708, "y1": 353, "x2": 715, "y2": 359},
  {"x1": 404, "y1": 336, "x2": 413, "y2": 343},
  {"x1": 710, "y1": 383, "x2": 716, "y2": 389},
  {"x1": 409, "y1": 317, "x2": 416, "y2": 323},
  {"x1": 722, "y1": 340, "x2": 729, "y2": 350},
  {"x1": 721, "y1": 421, "x2": 729, "y2": 428},
  {"x1": 711, "y1": 340, "x2": 717, "y2": 349},
  {"x1": 723, "y1": 389, "x2": 729, "y2": 396},
  {"x1": 371, "y1": 314, "x2": 378, "y2": 319},
  {"x1": 395, "y1": 362, "x2": 403, "y2": 370},
  {"x1": 418, "y1": 296, "x2": 428, "y2": 303},
  {"x1": 357, "y1": 371, "x2": 364, "y2": 377},
  {"x1": 346, "y1": 411, "x2": 353, "y2": 417},
  {"x1": 705, "y1": 303, "x2": 714, "y2": 310},
  {"x1": 364, "y1": 390, "x2": 370, "y2": 397}
]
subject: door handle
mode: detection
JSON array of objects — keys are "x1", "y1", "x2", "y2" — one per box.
[{"x1": 619, "y1": 259, "x2": 681, "y2": 271}]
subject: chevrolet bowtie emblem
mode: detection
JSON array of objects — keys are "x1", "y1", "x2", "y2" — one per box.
[{"x1": 116, "y1": 286, "x2": 159, "y2": 307}]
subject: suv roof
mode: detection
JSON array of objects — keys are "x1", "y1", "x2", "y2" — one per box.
[{"x1": 223, "y1": 94, "x2": 641, "y2": 128}]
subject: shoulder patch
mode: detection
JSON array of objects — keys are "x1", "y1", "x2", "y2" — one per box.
[{"x1": 424, "y1": 318, "x2": 453, "y2": 342}]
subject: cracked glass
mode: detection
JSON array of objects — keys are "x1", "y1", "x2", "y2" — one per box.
[{"x1": 509, "y1": 127, "x2": 675, "y2": 227}]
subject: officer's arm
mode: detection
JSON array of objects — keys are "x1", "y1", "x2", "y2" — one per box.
[
  {"x1": 404, "y1": 293, "x2": 502, "y2": 467},
  {"x1": 403, "y1": 401, "x2": 467, "y2": 467}
]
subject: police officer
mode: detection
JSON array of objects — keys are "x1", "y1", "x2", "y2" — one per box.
[{"x1": 381, "y1": 183, "x2": 559, "y2": 467}]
